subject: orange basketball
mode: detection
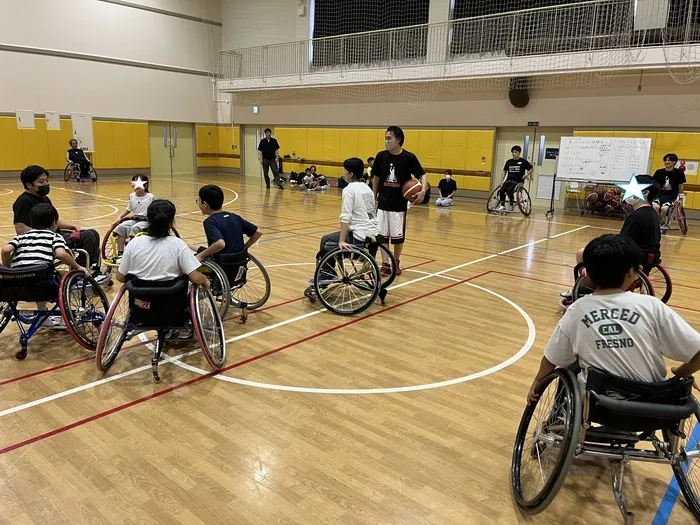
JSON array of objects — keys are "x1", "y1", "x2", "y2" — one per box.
[
  {"x1": 604, "y1": 190, "x2": 614, "y2": 201},
  {"x1": 586, "y1": 192, "x2": 598, "y2": 203},
  {"x1": 402, "y1": 179, "x2": 422, "y2": 202}
]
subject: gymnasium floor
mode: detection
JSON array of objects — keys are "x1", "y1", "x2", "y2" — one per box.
[{"x1": 0, "y1": 173, "x2": 698, "y2": 524}]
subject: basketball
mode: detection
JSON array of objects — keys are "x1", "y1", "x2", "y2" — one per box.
[
  {"x1": 586, "y1": 192, "x2": 598, "y2": 203},
  {"x1": 597, "y1": 188, "x2": 606, "y2": 198},
  {"x1": 605, "y1": 204, "x2": 615, "y2": 212},
  {"x1": 615, "y1": 188, "x2": 623, "y2": 196},
  {"x1": 604, "y1": 190, "x2": 614, "y2": 201},
  {"x1": 402, "y1": 179, "x2": 422, "y2": 202}
]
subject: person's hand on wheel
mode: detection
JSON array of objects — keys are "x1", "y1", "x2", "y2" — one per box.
[
  {"x1": 527, "y1": 383, "x2": 540, "y2": 405},
  {"x1": 339, "y1": 241, "x2": 352, "y2": 251}
]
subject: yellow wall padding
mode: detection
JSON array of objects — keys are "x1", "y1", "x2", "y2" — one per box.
[
  {"x1": 466, "y1": 130, "x2": 495, "y2": 172},
  {"x1": 22, "y1": 118, "x2": 50, "y2": 169},
  {"x1": 306, "y1": 128, "x2": 324, "y2": 160},
  {"x1": 339, "y1": 128, "x2": 359, "y2": 161},
  {"x1": 46, "y1": 119, "x2": 73, "y2": 170},
  {"x1": 131, "y1": 123, "x2": 150, "y2": 168},
  {"x1": 322, "y1": 128, "x2": 341, "y2": 162},
  {"x1": 112, "y1": 122, "x2": 134, "y2": 169},
  {"x1": 93, "y1": 121, "x2": 115, "y2": 169},
  {"x1": 417, "y1": 130, "x2": 443, "y2": 169},
  {"x1": 0, "y1": 117, "x2": 26, "y2": 171},
  {"x1": 441, "y1": 130, "x2": 468, "y2": 171}
]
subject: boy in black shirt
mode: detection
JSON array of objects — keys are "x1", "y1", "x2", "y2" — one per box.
[
  {"x1": 371, "y1": 126, "x2": 427, "y2": 275},
  {"x1": 652, "y1": 153, "x2": 686, "y2": 231},
  {"x1": 436, "y1": 170, "x2": 457, "y2": 206},
  {"x1": 499, "y1": 146, "x2": 533, "y2": 211}
]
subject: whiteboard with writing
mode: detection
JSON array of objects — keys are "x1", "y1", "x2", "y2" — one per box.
[{"x1": 557, "y1": 136, "x2": 652, "y2": 183}]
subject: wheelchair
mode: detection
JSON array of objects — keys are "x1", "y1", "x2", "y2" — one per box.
[
  {"x1": 304, "y1": 235, "x2": 398, "y2": 316},
  {"x1": 511, "y1": 367, "x2": 700, "y2": 523},
  {"x1": 487, "y1": 182, "x2": 532, "y2": 216},
  {"x1": 64, "y1": 161, "x2": 97, "y2": 182},
  {"x1": 95, "y1": 276, "x2": 226, "y2": 383},
  {"x1": 0, "y1": 259, "x2": 109, "y2": 360},
  {"x1": 199, "y1": 251, "x2": 270, "y2": 322},
  {"x1": 101, "y1": 219, "x2": 180, "y2": 268},
  {"x1": 571, "y1": 260, "x2": 671, "y2": 304},
  {"x1": 662, "y1": 199, "x2": 688, "y2": 236}
]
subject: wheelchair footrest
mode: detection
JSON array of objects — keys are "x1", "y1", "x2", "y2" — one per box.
[{"x1": 585, "y1": 426, "x2": 640, "y2": 445}]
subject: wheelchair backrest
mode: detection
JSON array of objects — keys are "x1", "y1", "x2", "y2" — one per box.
[
  {"x1": 126, "y1": 276, "x2": 189, "y2": 326},
  {"x1": 0, "y1": 264, "x2": 58, "y2": 303},
  {"x1": 586, "y1": 367, "x2": 694, "y2": 432}
]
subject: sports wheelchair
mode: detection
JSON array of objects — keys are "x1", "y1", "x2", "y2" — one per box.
[
  {"x1": 304, "y1": 235, "x2": 398, "y2": 316},
  {"x1": 512, "y1": 367, "x2": 700, "y2": 523},
  {"x1": 199, "y1": 251, "x2": 270, "y2": 322},
  {"x1": 95, "y1": 276, "x2": 225, "y2": 382},
  {"x1": 571, "y1": 260, "x2": 672, "y2": 304},
  {"x1": 487, "y1": 182, "x2": 532, "y2": 216},
  {"x1": 661, "y1": 199, "x2": 688, "y2": 236},
  {"x1": 64, "y1": 161, "x2": 97, "y2": 182},
  {"x1": 101, "y1": 220, "x2": 181, "y2": 269},
  {"x1": 0, "y1": 260, "x2": 109, "y2": 360}
]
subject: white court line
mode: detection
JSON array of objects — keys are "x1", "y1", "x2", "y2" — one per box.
[
  {"x1": 170, "y1": 282, "x2": 537, "y2": 395},
  {"x1": 0, "y1": 224, "x2": 587, "y2": 418},
  {"x1": 0, "y1": 189, "x2": 14, "y2": 196}
]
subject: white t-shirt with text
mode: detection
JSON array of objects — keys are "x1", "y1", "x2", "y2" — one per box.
[
  {"x1": 545, "y1": 292, "x2": 700, "y2": 383},
  {"x1": 339, "y1": 182, "x2": 379, "y2": 241},
  {"x1": 118, "y1": 235, "x2": 201, "y2": 282}
]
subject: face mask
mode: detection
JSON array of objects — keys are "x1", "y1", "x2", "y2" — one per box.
[
  {"x1": 36, "y1": 184, "x2": 50, "y2": 197},
  {"x1": 445, "y1": 175, "x2": 451, "y2": 180},
  {"x1": 385, "y1": 139, "x2": 397, "y2": 151}
]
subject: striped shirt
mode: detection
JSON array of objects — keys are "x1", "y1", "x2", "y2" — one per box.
[{"x1": 9, "y1": 230, "x2": 67, "y2": 268}]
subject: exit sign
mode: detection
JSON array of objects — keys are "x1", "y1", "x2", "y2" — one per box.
[{"x1": 528, "y1": 121, "x2": 539, "y2": 127}]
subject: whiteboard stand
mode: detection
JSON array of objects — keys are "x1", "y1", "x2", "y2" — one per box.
[{"x1": 545, "y1": 155, "x2": 560, "y2": 219}]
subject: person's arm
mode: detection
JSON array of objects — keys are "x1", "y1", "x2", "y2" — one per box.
[
  {"x1": 673, "y1": 351, "x2": 700, "y2": 379},
  {"x1": 55, "y1": 247, "x2": 89, "y2": 275},
  {"x1": 338, "y1": 189, "x2": 354, "y2": 249},
  {"x1": 195, "y1": 239, "x2": 225, "y2": 262},
  {"x1": 57, "y1": 219, "x2": 79, "y2": 232},
  {"x1": 188, "y1": 269, "x2": 210, "y2": 289},
  {"x1": 1, "y1": 244, "x2": 15, "y2": 267},
  {"x1": 196, "y1": 220, "x2": 224, "y2": 262},
  {"x1": 448, "y1": 181, "x2": 456, "y2": 199},
  {"x1": 678, "y1": 173, "x2": 686, "y2": 203},
  {"x1": 257, "y1": 141, "x2": 263, "y2": 163},
  {"x1": 411, "y1": 155, "x2": 427, "y2": 202},
  {"x1": 657, "y1": 302, "x2": 700, "y2": 377},
  {"x1": 527, "y1": 356, "x2": 558, "y2": 404},
  {"x1": 244, "y1": 230, "x2": 262, "y2": 250},
  {"x1": 115, "y1": 271, "x2": 127, "y2": 283},
  {"x1": 113, "y1": 207, "x2": 130, "y2": 226},
  {"x1": 14, "y1": 223, "x2": 31, "y2": 235},
  {"x1": 13, "y1": 199, "x2": 33, "y2": 235},
  {"x1": 66, "y1": 151, "x2": 71, "y2": 163},
  {"x1": 178, "y1": 243, "x2": 209, "y2": 289},
  {"x1": 527, "y1": 320, "x2": 576, "y2": 404},
  {"x1": 523, "y1": 160, "x2": 534, "y2": 181},
  {"x1": 275, "y1": 140, "x2": 280, "y2": 159}
]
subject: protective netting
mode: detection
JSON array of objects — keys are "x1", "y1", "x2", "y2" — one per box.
[{"x1": 219, "y1": 0, "x2": 700, "y2": 101}]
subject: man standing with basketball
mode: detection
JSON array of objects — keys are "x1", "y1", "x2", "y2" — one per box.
[{"x1": 372, "y1": 126, "x2": 426, "y2": 275}]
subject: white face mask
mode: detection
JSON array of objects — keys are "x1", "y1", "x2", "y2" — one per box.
[
  {"x1": 385, "y1": 139, "x2": 397, "y2": 151},
  {"x1": 445, "y1": 175, "x2": 451, "y2": 180}
]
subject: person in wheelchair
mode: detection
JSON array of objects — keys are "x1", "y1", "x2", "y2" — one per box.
[
  {"x1": 309, "y1": 157, "x2": 379, "y2": 286},
  {"x1": 560, "y1": 175, "x2": 661, "y2": 308},
  {"x1": 652, "y1": 153, "x2": 686, "y2": 232},
  {"x1": 13, "y1": 165, "x2": 109, "y2": 285},
  {"x1": 529, "y1": 234, "x2": 700, "y2": 406},
  {"x1": 110, "y1": 174, "x2": 154, "y2": 261},
  {"x1": 66, "y1": 139, "x2": 92, "y2": 179},
  {"x1": 497, "y1": 145, "x2": 533, "y2": 212}
]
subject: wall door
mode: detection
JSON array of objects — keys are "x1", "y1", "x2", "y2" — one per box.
[
  {"x1": 244, "y1": 125, "x2": 263, "y2": 182},
  {"x1": 149, "y1": 122, "x2": 195, "y2": 177}
]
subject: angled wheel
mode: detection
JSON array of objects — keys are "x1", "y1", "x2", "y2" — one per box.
[
  {"x1": 676, "y1": 202, "x2": 688, "y2": 235},
  {"x1": 95, "y1": 285, "x2": 130, "y2": 372},
  {"x1": 199, "y1": 259, "x2": 231, "y2": 319},
  {"x1": 315, "y1": 248, "x2": 380, "y2": 315},
  {"x1": 487, "y1": 184, "x2": 502, "y2": 212},
  {"x1": 190, "y1": 285, "x2": 226, "y2": 370},
  {"x1": 376, "y1": 243, "x2": 397, "y2": 290},
  {"x1": 230, "y1": 254, "x2": 270, "y2": 310},
  {"x1": 670, "y1": 412, "x2": 700, "y2": 521},
  {"x1": 59, "y1": 271, "x2": 109, "y2": 351},
  {"x1": 89, "y1": 164, "x2": 98, "y2": 182},
  {"x1": 100, "y1": 222, "x2": 121, "y2": 263},
  {"x1": 628, "y1": 271, "x2": 654, "y2": 296},
  {"x1": 517, "y1": 185, "x2": 532, "y2": 216},
  {"x1": 647, "y1": 265, "x2": 672, "y2": 304},
  {"x1": 511, "y1": 368, "x2": 581, "y2": 515},
  {"x1": 64, "y1": 164, "x2": 73, "y2": 182}
]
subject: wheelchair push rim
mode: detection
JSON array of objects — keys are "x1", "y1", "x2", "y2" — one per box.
[
  {"x1": 58, "y1": 271, "x2": 110, "y2": 351},
  {"x1": 230, "y1": 253, "x2": 270, "y2": 310},
  {"x1": 315, "y1": 248, "x2": 380, "y2": 315},
  {"x1": 669, "y1": 412, "x2": 700, "y2": 521},
  {"x1": 487, "y1": 185, "x2": 502, "y2": 213},
  {"x1": 190, "y1": 285, "x2": 226, "y2": 370},
  {"x1": 676, "y1": 203, "x2": 688, "y2": 235},
  {"x1": 572, "y1": 270, "x2": 654, "y2": 302},
  {"x1": 517, "y1": 185, "x2": 532, "y2": 217},
  {"x1": 95, "y1": 285, "x2": 130, "y2": 372},
  {"x1": 199, "y1": 260, "x2": 231, "y2": 319},
  {"x1": 647, "y1": 265, "x2": 672, "y2": 304},
  {"x1": 511, "y1": 369, "x2": 581, "y2": 515}
]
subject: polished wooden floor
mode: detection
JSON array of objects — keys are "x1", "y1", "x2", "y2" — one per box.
[{"x1": 0, "y1": 173, "x2": 698, "y2": 524}]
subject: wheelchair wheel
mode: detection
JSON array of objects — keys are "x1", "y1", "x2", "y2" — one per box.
[
  {"x1": 230, "y1": 254, "x2": 270, "y2": 310},
  {"x1": 516, "y1": 185, "x2": 532, "y2": 216},
  {"x1": 676, "y1": 202, "x2": 688, "y2": 236},
  {"x1": 59, "y1": 271, "x2": 109, "y2": 351},
  {"x1": 88, "y1": 164, "x2": 98, "y2": 182},
  {"x1": 315, "y1": 248, "x2": 380, "y2": 315},
  {"x1": 0, "y1": 301, "x2": 11, "y2": 335},
  {"x1": 95, "y1": 286, "x2": 130, "y2": 372},
  {"x1": 670, "y1": 412, "x2": 700, "y2": 521},
  {"x1": 511, "y1": 369, "x2": 581, "y2": 515},
  {"x1": 376, "y1": 243, "x2": 397, "y2": 290},
  {"x1": 572, "y1": 270, "x2": 653, "y2": 302},
  {"x1": 101, "y1": 223, "x2": 120, "y2": 263},
  {"x1": 190, "y1": 285, "x2": 226, "y2": 370},
  {"x1": 487, "y1": 185, "x2": 502, "y2": 212},
  {"x1": 199, "y1": 260, "x2": 231, "y2": 319},
  {"x1": 647, "y1": 265, "x2": 672, "y2": 304},
  {"x1": 64, "y1": 164, "x2": 73, "y2": 182}
]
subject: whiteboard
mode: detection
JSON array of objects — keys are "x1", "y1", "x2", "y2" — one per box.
[
  {"x1": 71, "y1": 113, "x2": 94, "y2": 151},
  {"x1": 557, "y1": 136, "x2": 652, "y2": 183}
]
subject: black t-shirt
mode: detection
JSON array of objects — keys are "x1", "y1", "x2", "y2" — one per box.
[
  {"x1": 372, "y1": 149, "x2": 426, "y2": 212},
  {"x1": 257, "y1": 138, "x2": 280, "y2": 160},
  {"x1": 438, "y1": 178, "x2": 457, "y2": 198},
  {"x1": 503, "y1": 158, "x2": 533, "y2": 183},
  {"x1": 653, "y1": 168, "x2": 686, "y2": 199},
  {"x1": 13, "y1": 192, "x2": 51, "y2": 228},
  {"x1": 620, "y1": 206, "x2": 661, "y2": 262},
  {"x1": 68, "y1": 148, "x2": 87, "y2": 163},
  {"x1": 203, "y1": 211, "x2": 258, "y2": 255}
]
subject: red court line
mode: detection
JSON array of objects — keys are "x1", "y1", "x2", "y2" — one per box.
[
  {"x1": 0, "y1": 356, "x2": 93, "y2": 387},
  {"x1": 0, "y1": 269, "x2": 490, "y2": 457}
]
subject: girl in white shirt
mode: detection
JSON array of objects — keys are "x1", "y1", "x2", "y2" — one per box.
[{"x1": 111, "y1": 175, "x2": 155, "y2": 258}]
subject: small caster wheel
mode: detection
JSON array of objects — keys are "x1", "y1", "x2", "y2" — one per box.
[
  {"x1": 152, "y1": 370, "x2": 161, "y2": 383},
  {"x1": 106, "y1": 279, "x2": 113, "y2": 287},
  {"x1": 241, "y1": 313, "x2": 248, "y2": 323},
  {"x1": 16, "y1": 346, "x2": 27, "y2": 360},
  {"x1": 91, "y1": 177, "x2": 97, "y2": 182}
]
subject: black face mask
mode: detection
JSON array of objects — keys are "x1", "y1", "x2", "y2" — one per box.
[{"x1": 36, "y1": 184, "x2": 50, "y2": 197}]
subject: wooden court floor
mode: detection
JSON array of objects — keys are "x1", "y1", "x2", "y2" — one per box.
[{"x1": 0, "y1": 174, "x2": 698, "y2": 524}]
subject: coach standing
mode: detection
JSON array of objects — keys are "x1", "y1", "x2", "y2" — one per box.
[{"x1": 257, "y1": 128, "x2": 284, "y2": 190}]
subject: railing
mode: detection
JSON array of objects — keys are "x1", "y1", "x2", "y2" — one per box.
[{"x1": 218, "y1": 0, "x2": 700, "y2": 80}]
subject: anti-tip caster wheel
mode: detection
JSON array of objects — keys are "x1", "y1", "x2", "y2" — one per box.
[
  {"x1": 15, "y1": 345, "x2": 27, "y2": 360},
  {"x1": 152, "y1": 370, "x2": 161, "y2": 383},
  {"x1": 241, "y1": 313, "x2": 248, "y2": 324}
]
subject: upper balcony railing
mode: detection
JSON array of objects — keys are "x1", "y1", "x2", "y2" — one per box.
[{"x1": 219, "y1": 0, "x2": 700, "y2": 81}]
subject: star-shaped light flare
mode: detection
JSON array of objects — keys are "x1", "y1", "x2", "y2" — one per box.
[
  {"x1": 616, "y1": 173, "x2": 652, "y2": 202},
  {"x1": 132, "y1": 177, "x2": 147, "y2": 191}
]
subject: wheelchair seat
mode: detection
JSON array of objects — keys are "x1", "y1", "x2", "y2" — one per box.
[
  {"x1": 0, "y1": 264, "x2": 58, "y2": 303},
  {"x1": 126, "y1": 276, "x2": 189, "y2": 327},
  {"x1": 586, "y1": 367, "x2": 696, "y2": 433},
  {"x1": 216, "y1": 251, "x2": 248, "y2": 285}
]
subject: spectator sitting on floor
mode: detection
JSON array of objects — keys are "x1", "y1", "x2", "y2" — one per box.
[{"x1": 436, "y1": 170, "x2": 457, "y2": 207}]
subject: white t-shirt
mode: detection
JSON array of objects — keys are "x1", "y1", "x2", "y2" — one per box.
[
  {"x1": 339, "y1": 182, "x2": 379, "y2": 241},
  {"x1": 126, "y1": 192, "x2": 154, "y2": 217},
  {"x1": 545, "y1": 292, "x2": 700, "y2": 383},
  {"x1": 118, "y1": 235, "x2": 201, "y2": 281}
]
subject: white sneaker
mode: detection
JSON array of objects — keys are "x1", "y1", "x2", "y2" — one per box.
[
  {"x1": 507, "y1": 205, "x2": 515, "y2": 212},
  {"x1": 93, "y1": 272, "x2": 112, "y2": 286},
  {"x1": 496, "y1": 205, "x2": 506, "y2": 211},
  {"x1": 47, "y1": 315, "x2": 66, "y2": 329}
]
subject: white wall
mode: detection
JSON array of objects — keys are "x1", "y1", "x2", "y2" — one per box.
[
  {"x1": 221, "y1": 0, "x2": 309, "y2": 51},
  {"x1": 0, "y1": 0, "x2": 222, "y2": 122},
  {"x1": 230, "y1": 73, "x2": 700, "y2": 128}
]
